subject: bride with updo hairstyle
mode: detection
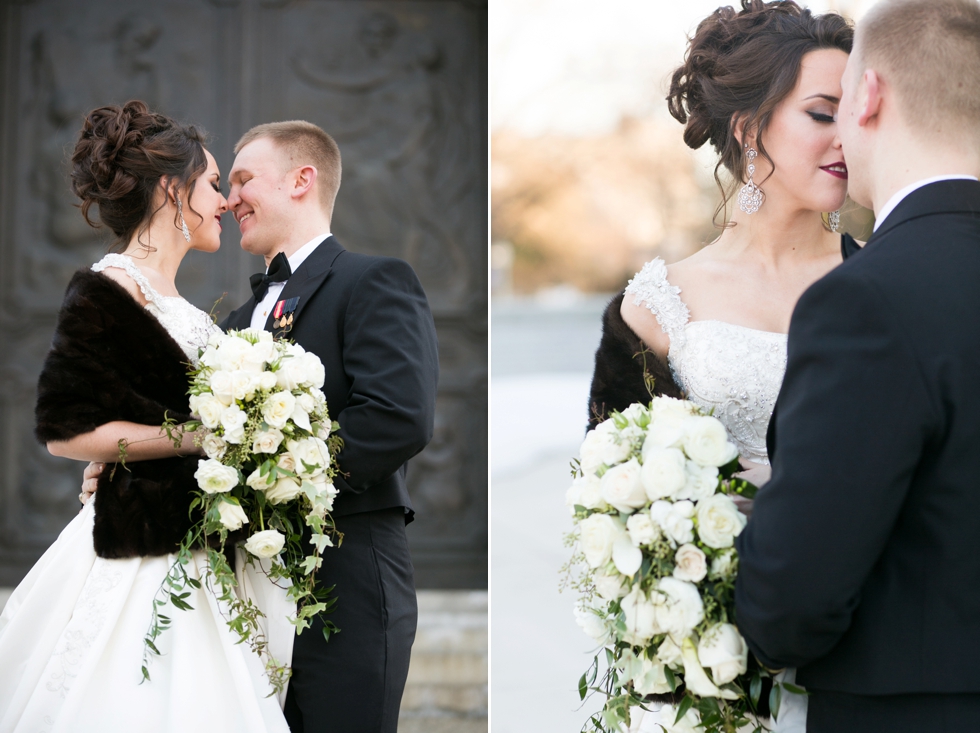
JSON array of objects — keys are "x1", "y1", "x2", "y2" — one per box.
[
  {"x1": 0, "y1": 100, "x2": 292, "y2": 732},
  {"x1": 588, "y1": 2, "x2": 852, "y2": 731}
]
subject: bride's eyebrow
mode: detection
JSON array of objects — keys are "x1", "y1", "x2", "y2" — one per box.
[{"x1": 803, "y1": 93, "x2": 840, "y2": 103}]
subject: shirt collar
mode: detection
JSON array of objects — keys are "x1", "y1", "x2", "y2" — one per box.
[
  {"x1": 266, "y1": 233, "x2": 332, "y2": 274},
  {"x1": 874, "y1": 176, "x2": 979, "y2": 232}
]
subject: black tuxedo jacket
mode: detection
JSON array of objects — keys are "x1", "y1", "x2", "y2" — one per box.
[
  {"x1": 222, "y1": 236, "x2": 439, "y2": 520},
  {"x1": 735, "y1": 180, "x2": 980, "y2": 696}
]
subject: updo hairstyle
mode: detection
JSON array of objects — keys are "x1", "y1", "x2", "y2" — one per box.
[
  {"x1": 70, "y1": 100, "x2": 208, "y2": 250},
  {"x1": 667, "y1": 0, "x2": 852, "y2": 224}
]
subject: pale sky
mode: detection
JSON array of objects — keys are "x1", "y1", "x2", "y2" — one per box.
[{"x1": 491, "y1": 0, "x2": 878, "y2": 136}]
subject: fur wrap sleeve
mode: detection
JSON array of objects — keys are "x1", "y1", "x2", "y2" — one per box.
[
  {"x1": 587, "y1": 291, "x2": 685, "y2": 429},
  {"x1": 35, "y1": 269, "x2": 203, "y2": 558}
]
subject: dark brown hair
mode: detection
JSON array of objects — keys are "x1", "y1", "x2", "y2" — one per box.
[
  {"x1": 667, "y1": 0, "x2": 853, "y2": 225},
  {"x1": 70, "y1": 100, "x2": 208, "y2": 251}
]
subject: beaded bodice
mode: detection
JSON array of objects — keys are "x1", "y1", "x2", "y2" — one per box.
[
  {"x1": 625, "y1": 258, "x2": 787, "y2": 465},
  {"x1": 92, "y1": 254, "x2": 219, "y2": 364}
]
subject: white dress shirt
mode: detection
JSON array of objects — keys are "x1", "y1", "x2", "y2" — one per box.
[
  {"x1": 874, "y1": 175, "x2": 979, "y2": 232},
  {"x1": 250, "y1": 233, "x2": 331, "y2": 330}
]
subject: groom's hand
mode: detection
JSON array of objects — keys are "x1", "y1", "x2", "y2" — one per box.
[{"x1": 80, "y1": 461, "x2": 105, "y2": 507}]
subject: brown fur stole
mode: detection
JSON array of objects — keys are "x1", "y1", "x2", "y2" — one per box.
[{"x1": 35, "y1": 269, "x2": 203, "y2": 558}]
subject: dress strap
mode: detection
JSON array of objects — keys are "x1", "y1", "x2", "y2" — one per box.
[
  {"x1": 624, "y1": 258, "x2": 690, "y2": 344},
  {"x1": 91, "y1": 253, "x2": 163, "y2": 304}
]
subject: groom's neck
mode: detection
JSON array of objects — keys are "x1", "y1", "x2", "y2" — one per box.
[{"x1": 264, "y1": 210, "x2": 333, "y2": 266}]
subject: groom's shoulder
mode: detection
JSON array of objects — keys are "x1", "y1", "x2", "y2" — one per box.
[{"x1": 333, "y1": 248, "x2": 423, "y2": 288}]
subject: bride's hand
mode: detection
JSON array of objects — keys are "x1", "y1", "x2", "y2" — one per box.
[
  {"x1": 80, "y1": 461, "x2": 105, "y2": 507},
  {"x1": 735, "y1": 459, "x2": 771, "y2": 488}
]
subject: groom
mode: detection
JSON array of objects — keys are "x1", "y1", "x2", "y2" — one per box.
[
  {"x1": 735, "y1": 0, "x2": 980, "y2": 731},
  {"x1": 222, "y1": 122, "x2": 439, "y2": 732}
]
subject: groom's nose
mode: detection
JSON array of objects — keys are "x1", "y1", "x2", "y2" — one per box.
[{"x1": 227, "y1": 186, "x2": 241, "y2": 211}]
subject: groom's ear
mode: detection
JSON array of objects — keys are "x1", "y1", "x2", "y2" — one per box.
[
  {"x1": 289, "y1": 164, "x2": 319, "y2": 201},
  {"x1": 857, "y1": 69, "x2": 883, "y2": 128}
]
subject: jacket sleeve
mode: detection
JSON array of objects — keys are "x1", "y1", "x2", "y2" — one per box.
[
  {"x1": 734, "y1": 268, "x2": 937, "y2": 668},
  {"x1": 587, "y1": 291, "x2": 684, "y2": 430},
  {"x1": 333, "y1": 258, "x2": 439, "y2": 493}
]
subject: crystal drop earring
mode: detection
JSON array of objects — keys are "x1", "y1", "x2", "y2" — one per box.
[
  {"x1": 738, "y1": 146, "x2": 764, "y2": 214},
  {"x1": 176, "y1": 195, "x2": 191, "y2": 242},
  {"x1": 829, "y1": 209, "x2": 841, "y2": 233}
]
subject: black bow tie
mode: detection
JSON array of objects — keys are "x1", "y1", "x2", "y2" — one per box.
[{"x1": 250, "y1": 252, "x2": 292, "y2": 301}]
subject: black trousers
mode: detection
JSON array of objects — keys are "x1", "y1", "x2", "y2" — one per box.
[
  {"x1": 284, "y1": 507, "x2": 417, "y2": 733},
  {"x1": 808, "y1": 690, "x2": 980, "y2": 732}
]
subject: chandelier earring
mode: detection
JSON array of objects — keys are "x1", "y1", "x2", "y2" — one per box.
[
  {"x1": 828, "y1": 209, "x2": 841, "y2": 233},
  {"x1": 176, "y1": 195, "x2": 191, "y2": 242},
  {"x1": 738, "y1": 146, "x2": 764, "y2": 215}
]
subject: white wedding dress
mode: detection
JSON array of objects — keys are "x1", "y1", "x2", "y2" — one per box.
[
  {"x1": 0, "y1": 255, "x2": 294, "y2": 733},
  {"x1": 624, "y1": 258, "x2": 806, "y2": 733}
]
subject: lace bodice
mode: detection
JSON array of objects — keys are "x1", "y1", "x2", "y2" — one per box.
[
  {"x1": 92, "y1": 254, "x2": 219, "y2": 363},
  {"x1": 625, "y1": 258, "x2": 787, "y2": 465}
]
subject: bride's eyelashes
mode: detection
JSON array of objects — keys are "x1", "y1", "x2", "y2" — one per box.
[{"x1": 807, "y1": 111, "x2": 836, "y2": 123}]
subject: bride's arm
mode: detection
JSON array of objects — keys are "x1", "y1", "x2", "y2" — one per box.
[{"x1": 47, "y1": 420, "x2": 201, "y2": 462}]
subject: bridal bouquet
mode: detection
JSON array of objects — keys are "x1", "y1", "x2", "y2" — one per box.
[
  {"x1": 143, "y1": 328, "x2": 343, "y2": 694},
  {"x1": 563, "y1": 397, "x2": 782, "y2": 733}
]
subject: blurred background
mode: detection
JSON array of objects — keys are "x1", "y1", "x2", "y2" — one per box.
[
  {"x1": 0, "y1": 1, "x2": 486, "y2": 730},
  {"x1": 490, "y1": 0, "x2": 876, "y2": 730}
]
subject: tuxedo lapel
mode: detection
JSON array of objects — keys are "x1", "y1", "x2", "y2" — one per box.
[
  {"x1": 264, "y1": 236, "x2": 345, "y2": 334},
  {"x1": 223, "y1": 294, "x2": 258, "y2": 331},
  {"x1": 867, "y1": 179, "x2": 980, "y2": 246}
]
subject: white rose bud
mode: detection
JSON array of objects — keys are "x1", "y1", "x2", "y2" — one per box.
[
  {"x1": 194, "y1": 459, "x2": 238, "y2": 494},
  {"x1": 679, "y1": 635, "x2": 739, "y2": 700},
  {"x1": 643, "y1": 413, "x2": 688, "y2": 451},
  {"x1": 201, "y1": 433, "x2": 227, "y2": 461},
  {"x1": 672, "y1": 543, "x2": 708, "y2": 583},
  {"x1": 262, "y1": 391, "x2": 297, "y2": 429},
  {"x1": 682, "y1": 416, "x2": 739, "y2": 467},
  {"x1": 220, "y1": 405, "x2": 248, "y2": 433},
  {"x1": 579, "y1": 513, "x2": 621, "y2": 568},
  {"x1": 656, "y1": 634, "x2": 684, "y2": 671},
  {"x1": 640, "y1": 447, "x2": 688, "y2": 501},
  {"x1": 677, "y1": 462, "x2": 720, "y2": 502},
  {"x1": 696, "y1": 494, "x2": 748, "y2": 549},
  {"x1": 245, "y1": 467, "x2": 274, "y2": 491},
  {"x1": 579, "y1": 422, "x2": 631, "y2": 475},
  {"x1": 264, "y1": 476, "x2": 304, "y2": 505},
  {"x1": 621, "y1": 586, "x2": 661, "y2": 645},
  {"x1": 288, "y1": 438, "x2": 328, "y2": 478},
  {"x1": 244, "y1": 529, "x2": 286, "y2": 559},
  {"x1": 593, "y1": 568, "x2": 628, "y2": 600},
  {"x1": 251, "y1": 427, "x2": 285, "y2": 454},
  {"x1": 626, "y1": 511, "x2": 658, "y2": 546},
  {"x1": 298, "y1": 352, "x2": 325, "y2": 389},
  {"x1": 709, "y1": 550, "x2": 737, "y2": 580},
  {"x1": 697, "y1": 623, "x2": 748, "y2": 686},
  {"x1": 224, "y1": 424, "x2": 246, "y2": 445},
  {"x1": 600, "y1": 459, "x2": 646, "y2": 514},
  {"x1": 632, "y1": 657, "x2": 673, "y2": 696},
  {"x1": 620, "y1": 403, "x2": 649, "y2": 426},
  {"x1": 662, "y1": 500, "x2": 696, "y2": 546},
  {"x1": 210, "y1": 370, "x2": 235, "y2": 406},
  {"x1": 216, "y1": 499, "x2": 249, "y2": 531},
  {"x1": 574, "y1": 603, "x2": 610, "y2": 645},
  {"x1": 652, "y1": 577, "x2": 704, "y2": 639},
  {"x1": 257, "y1": 371, "x2": 279, "y2": 392}
]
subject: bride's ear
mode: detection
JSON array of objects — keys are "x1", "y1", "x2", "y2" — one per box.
[{"x1": 731, "y1": 113, "x2": 757, "y2": 150}]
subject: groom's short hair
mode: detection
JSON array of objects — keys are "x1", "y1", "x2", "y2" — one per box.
[
  {"x1": 857, "y1": 0, "x2": 980, "y2": 139},
  {"x1": 234, "y1": 121, "x2": 342, "y2": 213}
]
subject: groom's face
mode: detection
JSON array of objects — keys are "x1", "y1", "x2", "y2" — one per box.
[
  {"x1": 836, "y1": 50, "x2": 872, "y2": 209},
  {"x1": 228, "y1": 137, "x2": 291, "y2": 258}
]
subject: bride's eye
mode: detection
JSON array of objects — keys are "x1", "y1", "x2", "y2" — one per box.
[{"x1": 807, "y1": 111, "x2": 835, "y2": 123}]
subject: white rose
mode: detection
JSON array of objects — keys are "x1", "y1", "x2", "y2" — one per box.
[
  {"x1": 210, "y1": 370, "x2": 235, "y2": 406},
  {"x1": 599, "y1": 459, "x2": 646, "y2": 514},
  {"x1": 201, "y1": 433, "x2": 227, "y2": 461},
  {"x1": 288, "y1": 438, "x2": 329, "y2": 478},
  {"x1": 632, "y1": 656, "x2": 672, "y2": 696},
  {"x1": 579, "y1": 421, "x2": 632, "y2": 475},
  {"x1": 579, "y1": 513, "x2": 621, "y2": 568},
  {"x1": 191, "y1": 394, "x2": 226, "y2": 429},
  {"x1": 277, "y1": 452, "x2": 297, "y2": 474},
  {"x1": 207, "y1": 330, "x2": 225, "y2": 348},
  {"x1": 251, "y1": 427, "x2": 285, "y2": 454},
  {"x1": 662, "y1": 500, "x2": 696, "y2": 546},
  {"x1": 229, "y1": 370, "x2": 256, "y2": 401},
  {"x1": 697, "y1": 623, "x2": 748, "y2": 686},
  {"x1": 656, "y1": 635, "x2": 684, "y2": 671},
  {"x1": 682, "y1": 416, "x2": 739, "y2": 467},
  {"x1": 257, "y1": 371, "x2": 279, "y2": 392},
  {"x1": 194, "y1": 459, "x2": 238, "y2": 494},
  {"x1": 264, "y1": 476, "x2": 304, "y2": 505},
  {"x1": 220, "y1": 405, "x2": 248, "y2": 433},
  {"x1": 276, "y1": 355, "x2": 312, "y2": 391},
  {"x1": 296, "y1": 392, "x2": 316, "y2": 414},
  {"x1": 224, "y1": 424, "x2": 246, "y2": 444},
  {"x1": 620, "y1": 403, "x2": 650, "y2": 427},
  {"x1": 652, "y1": 577, "x2": 704, "y2": 638},
  {"x1": 679, "y1": 635, "x2": 739, "y2": 700},
  {"x1": 677, "y1": 463, "x2": 720, "y2": 502},
  {"x1": 640, "y1": 447, "x2": 688, "y2": 501},
  {"x1": 696, "y1": 494, "x2": 748, "y2": 549},
  {"x1": 298, "y1": 353, "x2": 325, "y2": 389},
  {"x1": 216, "y1": 499, "x2": 249, "y2": 531},
  {"x1": 307, "y1": 474, "x2": 338, "y2": 516},
  {"x1": 612, "y1": 534, "x2": 642, "y2": 576},
  {"x1": 217, "y1": 337, "x2": 252, "y2": 371},
  {"x1": 245, "y1": 467, "x2": 274, "y2": 490},
  {"x1": 244, "y1": 340, "x2": 278, "y2": 371},
  {"x1": 574, "y1": 603, "x2": 610, "y2": 645},
  {"x1": 593, "y1": 568, "x2": 628, "y2": 600},
  {"x1": 673, "y1": 543, "x2": 708, "y2": 583},
  {"x1": 626, "y1": 511, "x2": 659, "y2": 546},
  {"x1": 648, "y1": 499, "x2": 672, "y2": 529},
  {"x1": 658, "y1": 703, "x2": 702, "y2": 733},
  {"x1": 262, "y1": 391, "x2": 297, "y2": 429},
  {"x1": 621, "y1": 586, "x2": 661, "y2": 645},
  {"x1": 709, "y1": 550, "x2": 737, "y2": 580},
  {"x1": 244, "y1": 529, "x2": 286, "y2": 559}
]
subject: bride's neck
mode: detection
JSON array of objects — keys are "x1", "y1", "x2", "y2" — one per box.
[
  {"x1": 121, "y1": 221, "x2": 191, "y2": 287},
  {"x1": 719, "y1": 202, "x2": 832, "y2": 268}
]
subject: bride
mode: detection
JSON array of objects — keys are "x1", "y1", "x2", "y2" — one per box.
[
  {"x1": 0, "y1": 101, "x2": 292, "y2": 732},
  {"x1": 588, "y1": 1, "x2": 854, "y2": 730}
]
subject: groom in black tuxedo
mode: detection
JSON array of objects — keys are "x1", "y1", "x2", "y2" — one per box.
[
  {"x1": 735, "y1": 1, "x2": 980, "y2": 731},
  {"x1": 222, "y1": 121, "x2": 438, "y2": 732}
]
